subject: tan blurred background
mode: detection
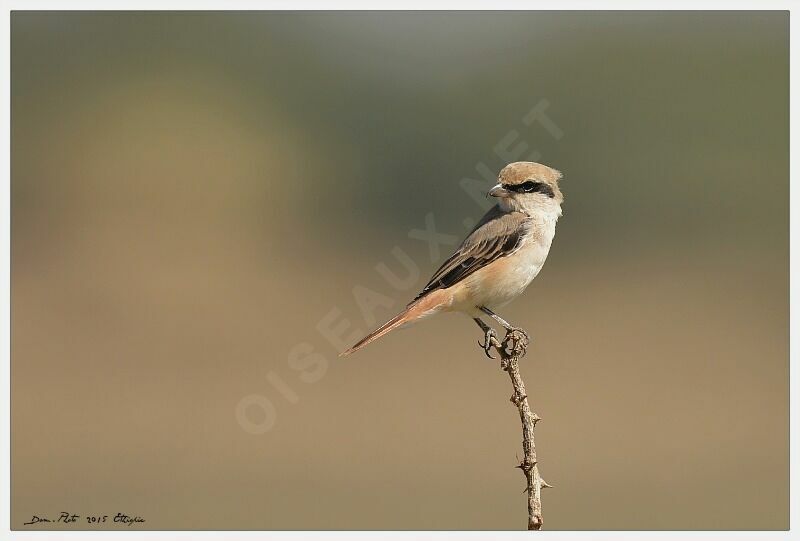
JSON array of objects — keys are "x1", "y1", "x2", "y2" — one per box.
[{"x1": 11, "y1": 11, "x2": 788, "y2": 530}]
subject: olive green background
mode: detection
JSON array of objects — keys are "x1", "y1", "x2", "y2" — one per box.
[{"x1": 11, "y1": 11, "x2": 788, "y2": 530}]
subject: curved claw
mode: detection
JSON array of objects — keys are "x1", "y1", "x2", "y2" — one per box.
[
  {"x1": 477, "y1": 338, "x2": 496, "y2": 359},
  {"x1": 478, "y1": 328, "x2": 499, "y2": 359}
]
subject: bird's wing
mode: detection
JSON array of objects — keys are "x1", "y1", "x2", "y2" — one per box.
[{"x1": 412, "y1": 206, "x2": 530, "y2": 302}]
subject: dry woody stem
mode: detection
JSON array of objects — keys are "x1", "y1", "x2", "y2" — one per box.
[{"x1": 488, "y1": 329, "x2": 549, "y2": 530}]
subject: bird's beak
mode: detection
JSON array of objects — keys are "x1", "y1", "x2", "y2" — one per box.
[{"x1": 488, "y1": 184, "x2": 510, "y2": 198}]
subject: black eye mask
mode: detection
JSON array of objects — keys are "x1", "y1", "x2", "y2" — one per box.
[{"x1": 503, "y1": 180, "x2": 555, "y2": 199}]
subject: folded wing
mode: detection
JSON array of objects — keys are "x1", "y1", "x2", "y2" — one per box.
[{"x1": 413, "y1": 206, "x2": 530, "y2": 302}]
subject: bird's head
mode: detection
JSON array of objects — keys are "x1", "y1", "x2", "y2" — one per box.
[{"x1": 489, "y1": 161, "x2": 564, "y2": 216}]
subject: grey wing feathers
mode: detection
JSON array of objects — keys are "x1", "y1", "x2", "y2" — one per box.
[{"x1": 412, "y1": 207, "x2": 529, "y2": 302}]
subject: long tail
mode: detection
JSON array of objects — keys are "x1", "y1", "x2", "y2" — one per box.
[{"x1": 339, "y1": 289, "x2": 449, "y2": 356}]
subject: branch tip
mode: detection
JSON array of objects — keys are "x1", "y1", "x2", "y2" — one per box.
[{"x1": 487, "y1": 325, "x2": 543, "y2": 530}]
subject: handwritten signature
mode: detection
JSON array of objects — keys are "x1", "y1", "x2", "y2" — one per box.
[{"x1": 23, "y1": 511, "x2": 145, "y2": 527}]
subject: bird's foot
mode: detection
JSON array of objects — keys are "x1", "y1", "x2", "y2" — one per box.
[
  {"x1": 478, "y1": 327, "x2": 502, "y2": 359},
  {"x1": 503, "y1": 327, "x2": 530, "y2": 357}
]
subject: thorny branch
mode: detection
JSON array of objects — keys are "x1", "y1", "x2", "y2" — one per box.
[{"x1": 485, "y1": 328, "x2": 551, "y2": 530}]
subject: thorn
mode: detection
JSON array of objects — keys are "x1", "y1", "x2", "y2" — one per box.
[{"x1": 540, "y1": 479, "x2": 554, "y2": 489}]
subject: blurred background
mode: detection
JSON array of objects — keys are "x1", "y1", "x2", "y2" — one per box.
[{"x1": 11, "y1": 11, "x2": 788, "y2": 530}]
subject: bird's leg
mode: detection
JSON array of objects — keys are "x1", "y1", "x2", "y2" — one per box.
[
  {"x1": 479, "y1": 306, "x2": 530, "y2": 355},
  {"x1": 478, "y1": 306, "x2": 527, "y2": 335},
  {"x1": 474, "y1": 318, "x2": 500, "y2": 359}
]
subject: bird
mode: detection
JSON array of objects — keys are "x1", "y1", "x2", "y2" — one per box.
[{"x1": 340, "y1": 161, "x2": 564, "y2": 357}]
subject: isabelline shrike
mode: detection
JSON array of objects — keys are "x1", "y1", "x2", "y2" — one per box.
[{"x1": 341, "y1": 161, "x2": 564, "y2": 357}]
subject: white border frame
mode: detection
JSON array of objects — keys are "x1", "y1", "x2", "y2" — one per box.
[{"x1": 0, "y1": 4, "x2": 794, "y2": 540}]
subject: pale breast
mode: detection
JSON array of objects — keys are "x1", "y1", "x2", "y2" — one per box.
[{"x1": 458, "y1": 217, "x2": 556, "y2": 310}]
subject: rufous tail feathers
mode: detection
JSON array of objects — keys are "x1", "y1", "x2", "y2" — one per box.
[{"x1": 339, "y1": 289, "x2": 449, "y2": 356}]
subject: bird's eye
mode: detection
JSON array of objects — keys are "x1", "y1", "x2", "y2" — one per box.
[{"x1": 521, "y1": 181, "x2": 537, "y2": 192}]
